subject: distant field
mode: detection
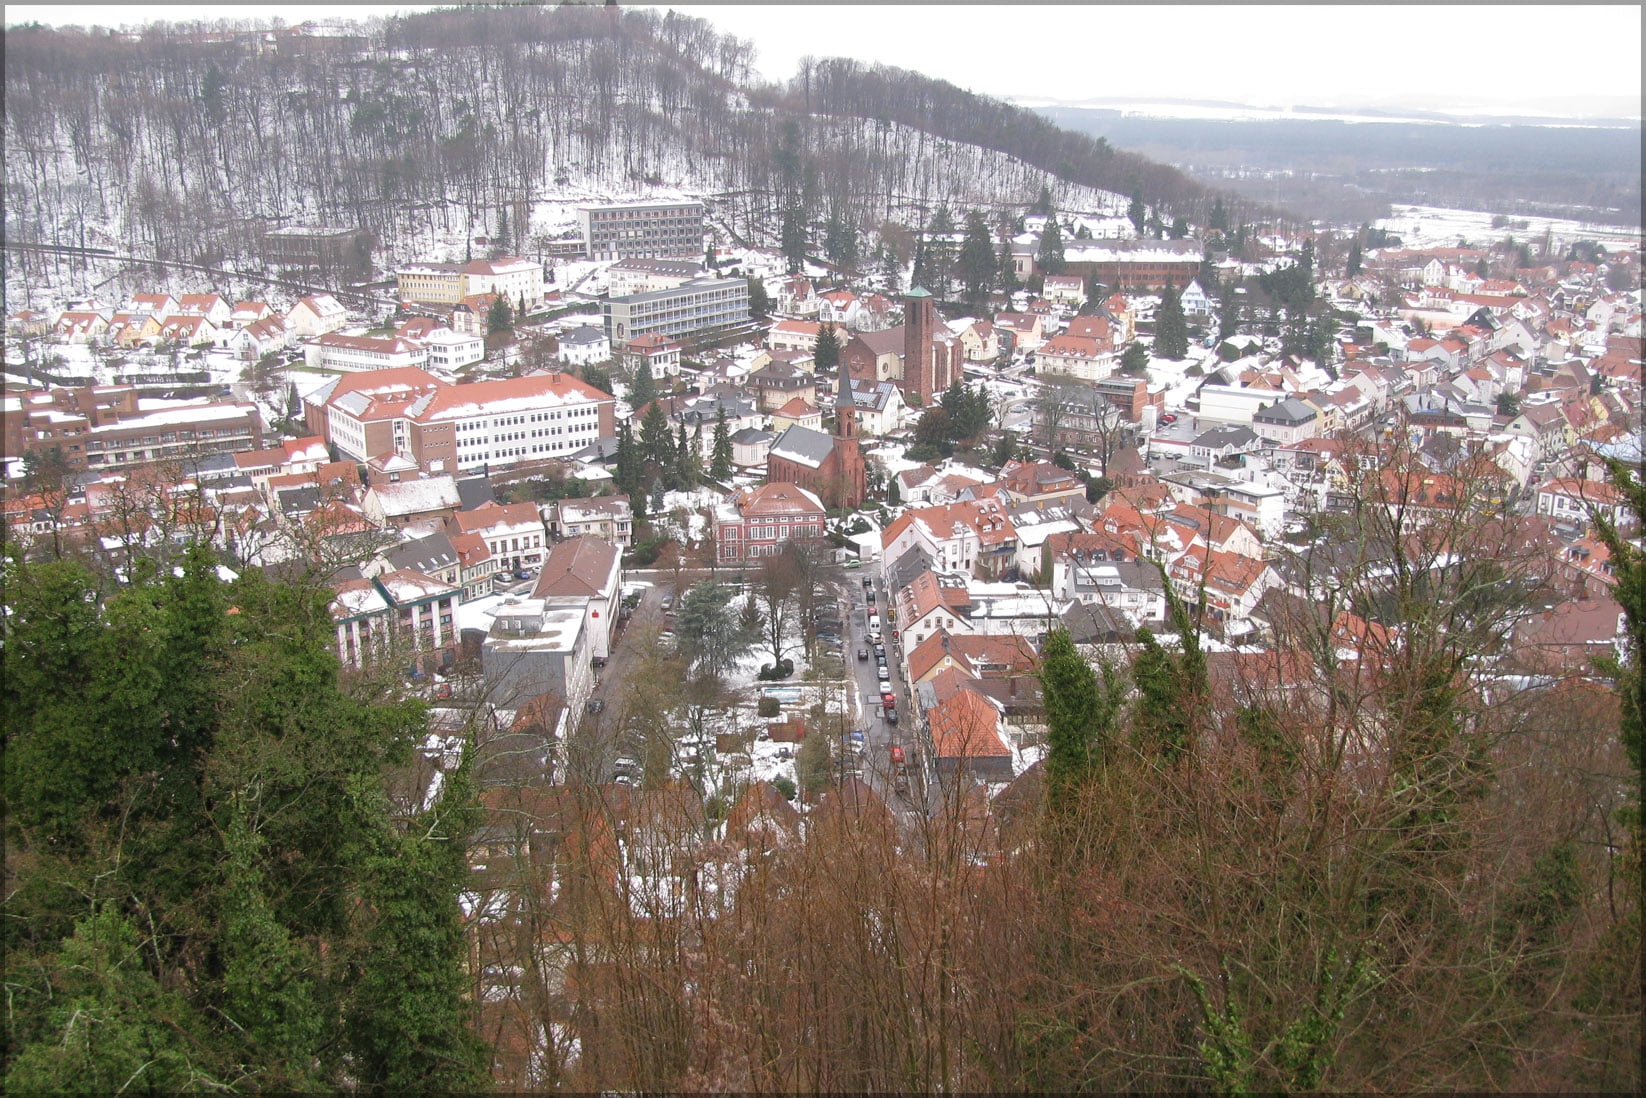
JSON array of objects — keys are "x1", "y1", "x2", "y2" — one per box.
[{"x1": 1037, "y1": 108, "x2": 1643, "y2": 228}]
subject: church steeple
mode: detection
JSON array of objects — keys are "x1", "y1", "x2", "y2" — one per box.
[{"x1": 834, "y1": 363, "x2": 857, "y2": 440}]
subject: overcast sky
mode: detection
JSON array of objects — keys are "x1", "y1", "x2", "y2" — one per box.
[{"x1": 10, "y1": 3, "x2": 1642, "y2": 116}]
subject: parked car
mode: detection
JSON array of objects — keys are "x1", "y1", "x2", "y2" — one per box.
[
  {"x1": 514, "y1": 569, "x2": 532, "y2": 581},
  {"x1": 862, "y1": 576, "x2": 873, "y2": 588},
  {"x1": 885, "y1": 706, "x2": 899, "y2": 725},
  {"x1": 889, "y1": 745, "x2": 905, "y2": 764},
  {"x1": 660, "y1": 595, "x2": 674, "y2": 611},
  {"x1": 587, "y1": 698, "x2": 605, "y2": 714},
  {"x1": 878, "y1": 679, "x2": 892, "y2": 695},
  {"x1": 866, "y1": 589, "x2": 876, "y2": 603}
]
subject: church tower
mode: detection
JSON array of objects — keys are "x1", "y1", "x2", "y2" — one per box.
[
  {"x1": 831, "y1": 360, "x2": 866, "y2": 508},
  {"x1": 903, "y1": 286, "x2": 935, "y2": 403}
]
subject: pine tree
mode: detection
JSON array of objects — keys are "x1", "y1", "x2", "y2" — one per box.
[
  {"x1": 487, "y1": 294, "x2": 514, "y2": 332},
  {"x1": 710, "y1": 405, "x2": 734, "y2": 482},
  {"x1": 1128, "y1": 186, "x2": 1147, "y2": 236},
  {"x1": 1120, "y1": 341, "x2": 1150, "y2": 375},
  {"x1": 958, "y1": 209, "x2": 998, "y2": 314},
  {"x1": 630, "y1": 355, "x2": 657, "y2": 408},
  {"x1": 1155, "y1": 279, "x2": 1189, "y2": 359},
  {"x1": 639, "y1": 400, "x2": 672, "y2": 475},
  {"x1": 781, "y1": 204, "x2": 808, "y2": 274},
  {"x1": 1170, "y1": 215, "x2": 1189, "y2": 240},
  {"x1": 1347, "y1": 236, "x2": 1363, "y2": 276},
  {"x1": 880, "y1": 245, "x2": 902, "y2": 293},
  {"x1": 1209, "y1": 197, "x2": 1229, "y2": 232},
  {"x1": 675, "y1": 423, "x2": 693, "y2": 488},
  {"x1": 1036, "y1": 218, "x2": 1066, "y2": 277},
  {"x1": 815, "y1": 322, "x2": 841, "y2": 374}
]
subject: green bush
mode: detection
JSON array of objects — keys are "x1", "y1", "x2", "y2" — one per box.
[
  {"x1": 773, "y1": 776, "x2": 797, "y2": 801},
  {"x1": 757, "y1": 696, "x2": 780, "y2": 718}
]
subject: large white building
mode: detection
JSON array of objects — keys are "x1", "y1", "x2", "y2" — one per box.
[
  {"x1": 307, "y1": 367, "x2": 617, "y2": 475},
  {"x1": 305, "y1": 333, "x2": 429, "y2": 373},
  {"x1": 396, "y1": 257, "x2": 545, "y2": 309}
]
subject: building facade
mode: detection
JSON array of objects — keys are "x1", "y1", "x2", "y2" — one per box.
[
  {"x1": 602, "y1": 277, "x2": 750, "y2": 343},
  {"x1": 713, "y1": 482, "x2": 828, "y2": 565},
  {"x1": 577, "y1": 200, "x2": 706, "y2": 261}
]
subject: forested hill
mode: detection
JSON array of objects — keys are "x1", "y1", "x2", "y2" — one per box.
[{"x1": 3, "y1": 4, "x2": 1232, "y2": 272}]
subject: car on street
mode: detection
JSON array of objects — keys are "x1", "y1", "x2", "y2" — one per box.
[
  {"x1": 878, "y1": 678, "x2": 892, "y2": 695},
  {"x1": 889, "y1": 745, "x2": 905, "y2": 764},
  {"x1": 857, "y1": 647, "x2": 869, "y2": 660},
  {"x1": 865, "y1": 589, "x2": 876, "y2": 603},
  {"x1": 884, "y1": 706, "x2": 899, "y2": 724},
  {"x1": 586, "y1": 698, "x2": 605, "y2": 714},
  {"x1": 862, "y1": 576, "x2": 873, "y2": 588},
  {"x1": 660, "y1": 595, "x2": 674, "y2": 611},
  {"x1": 1160, "y1": 413, "x2": 1177, "y2": 425}
]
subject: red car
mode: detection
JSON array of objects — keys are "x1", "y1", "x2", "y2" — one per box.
[{"x1": 889, "y1": 745, "x2": 905, "y2": 764}]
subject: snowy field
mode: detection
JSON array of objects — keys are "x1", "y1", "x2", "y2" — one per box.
[{"x1": 1374, "y1": 204, "x2": 1641, "y2": 250}]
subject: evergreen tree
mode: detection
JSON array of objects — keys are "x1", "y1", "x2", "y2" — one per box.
[
  {"x1": 924, "y1": 206, "x2": 956, "y2": 299},
  {"x1": 998, "y1": 238, "x2": 1022, "y2": 298},
  {"x1": 815, "y1": 322, "x2": 840, "y2": 374},
  {"x1": 1120, "y1": 341, "x2": 1150, "y2": 375},
  {"x1": 1130, "y1": 569, "x2": 1207, "y2": 761},
  {"x1": 1209, "y1": 196, "x2": 1229, "y2": 232},
  {"x1": 1036, "y1": 218, "x2": 1066, "y2": 277},
  {"x1": 880, "y1": 244, "x2": 902, "y2": 293},
  {"x1": 1169, "y1": 215, "x2": 1189, "y2": 240},
  {"x1": 496, "y1": 203, "x2": 509, "y2": 251},
  {"x1": 958, "y1": 209, "x2": 998, "y2": 314},
  {"x1": 1040, "y1": 628, "x2": 1122, "y2": 812},
  {"x1": 630, "y1": 355, "x2": 657, "y2": 408},
  {"x1": 487, "y1": 294, "x2": 514, "y2": 332},
  {"x1": 780, "y1": 204, "x2": 808, "y2": 274},
  {"x1": 1, "y1": 549, "x2": 485, "y2": 1091},
  {"x1": 747, "y1": 276, "x2": 771, "y2": 319},
  {"x1": 710, "y1": 405, "x2": 734, "y2": 482},
  {"x1": 1347, "y1": 236, "x2": 1363, "y2": 275},
  {"x1": 824, "y1": 212, "x2": 858, "y2": 271},
  {"x1": 1128, "y1": 186, "x2": 1147, "y2": 236},
  {"x1": 1154, "y1": 279, "x2": 1190, "y2": 359},
  {"x1": 675, "y1": 423, "x2": 694, "y2": 488},
  {"x1": 614, "y1": 419, "x2": 641, "y2": 500},
  {"x1": 1032, "y1": 183, "x2": 1055, "y2": 216},
  {"x1": 639, "y1": 400, "x2": 673, "y2": 475},
  {"x1": 1218, "y1": 287, "x2": 1242, "y2": 343}
]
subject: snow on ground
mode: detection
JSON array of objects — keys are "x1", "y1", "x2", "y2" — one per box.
[{"x1": 1375, "y1": 204, "x2": 1642, "y2": 250}]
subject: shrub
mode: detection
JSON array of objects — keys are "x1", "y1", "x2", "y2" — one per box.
[
  {"x1": 773, "y1": 776, "x2": 797, "y2": 801},
  {"x1": 757, "y1": 696, "x2": 780, "y2": 718}
]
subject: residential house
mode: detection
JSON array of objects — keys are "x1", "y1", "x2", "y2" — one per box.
[
  {"x1": 285, "y1": 293, "x2": 349, "y2": 337},
  {"x1": 881, "y1": 498, "x2": 1019, "y2": 581},
  {"x1": 713, "y1": 482, "x2": 828, "y2": 565},
  {"x1": 361, "y1": 475, "x2": 462, "y2": 529},
  {"x1": 1035, "y1": 333, "x2": 1115, "y2": 382},
  {"x1": 544, "y1": 495, "x2": 634, "y2": 548},
  {"x1": 449, "y1": 500, "x2": 547, "y2": 577}
]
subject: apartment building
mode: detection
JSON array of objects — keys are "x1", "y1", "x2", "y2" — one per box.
[
  {"x1": 577, "y1": 200, "x2": 706, "y2": 261},
  {"x1": 602, "y1": 276, "x2": 749, "y2": 343}
]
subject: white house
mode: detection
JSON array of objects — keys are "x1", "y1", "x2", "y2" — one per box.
[{"x1": 286, "y1": 294, "x2": 349, "y2": 338}]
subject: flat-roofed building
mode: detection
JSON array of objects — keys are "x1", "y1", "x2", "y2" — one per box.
[
  {"x1": 602, "y1": 277, "x2": 749, "y2": 343},
  {"x1": 577, "y1": 200, "x2": 706, "y2": 261}
]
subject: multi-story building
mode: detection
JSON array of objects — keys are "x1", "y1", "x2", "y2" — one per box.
[
  {"x1": 577, "y1": 200, "x2": 706, "y2": 261},
  {"x1": 396, "y1": 257, "x2": 545, "y2": 310},
  {"x1": 1060, "y1": 239, "x2": 1204, "y2": 292},
  {"x1": 602, "y1": 276, "x2": 749, "y2": 343},
  {"x1": 304, "y1": 333, "x2": 429, "y2": 373},
  {"x1": 330, "y1": 568, "x2": 461, "y2": 672},
  {"x1": 262, "y1": 224, "x2": 373, "y2": 272},
  {"x1": 1036, "y1": 333, "x2": 1116, "y2": 382},
  {"x1": 448, "y1": 500, "x2": 547, "y2": 577},
  {"x1": 713, "y1": 482, "x2": 828, "y2": 565},
  {"x1": 544, "y1": 495, "x2": 634, "y2": 548},
  {"x1": 605, "y1": 257, "x2": 708, "y2": 297},
  {"x1": 307, "y1": 367, "x2": 616, "y2": 475},
  {"x1": 3, "y1": 385, "x2": 263, "y2": 473}
]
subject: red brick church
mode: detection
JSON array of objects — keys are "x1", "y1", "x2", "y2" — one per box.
[
  {"x1": 765, "y1": 367, "x2": 867, "y2": 510},
  {"x1": 842, "y1": 287, "x2": 961, "y2": 407}
]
